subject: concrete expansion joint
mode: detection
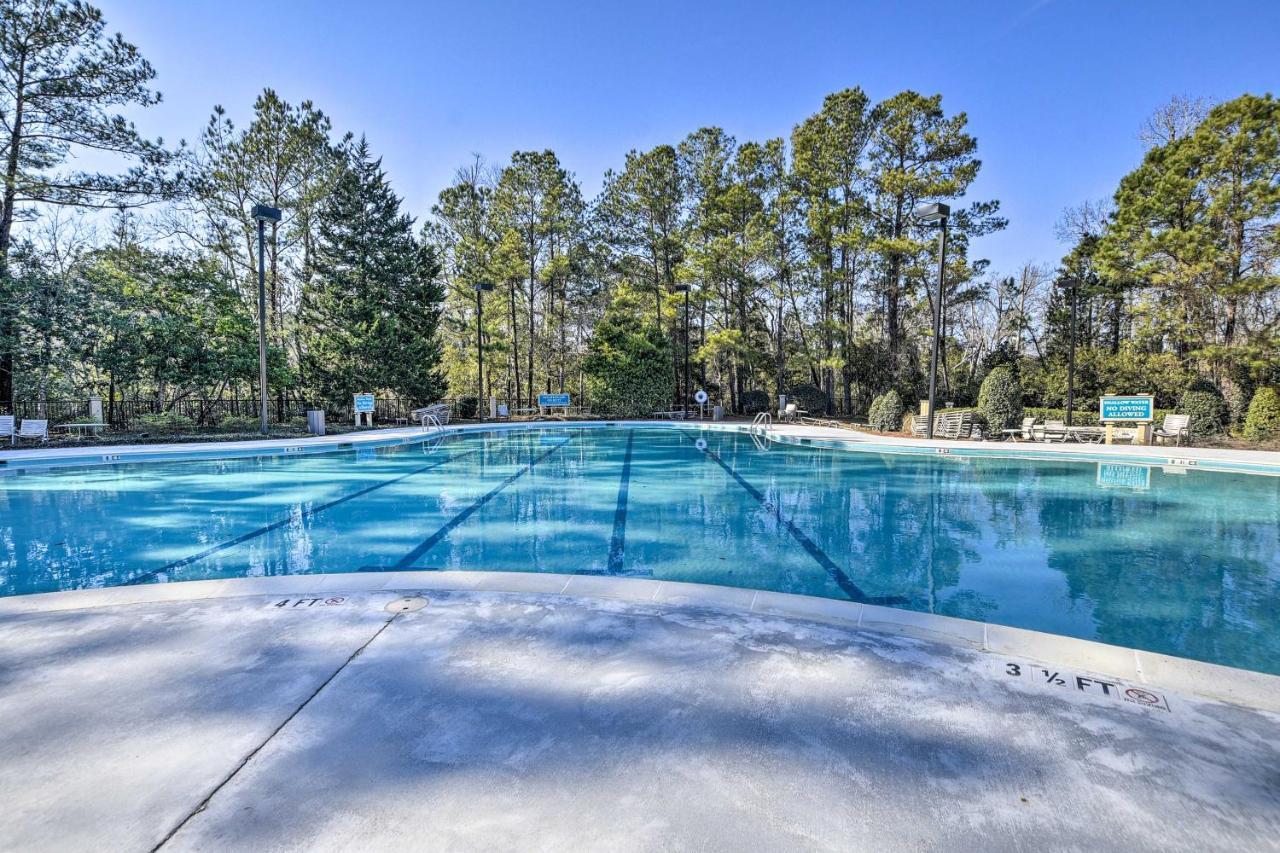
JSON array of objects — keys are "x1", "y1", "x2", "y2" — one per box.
[{"x1": 147, "y1": 611, "x2": 403, "y2": 852}]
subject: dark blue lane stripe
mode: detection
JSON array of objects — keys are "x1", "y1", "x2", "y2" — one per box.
[
  {"x1": 385, "y1": 434, "x2": 577, "y2": 570},
  {"x1": 692, "y1": 438, "x2": 871, "y2": 604},
  {"x1": 126, "y1": 447, "x2": 481, "y2": 585},
  {"x1": 607, "y1": 430, "x2": 635, "y2": 574}
]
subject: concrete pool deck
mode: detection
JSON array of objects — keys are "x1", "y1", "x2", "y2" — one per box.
[{"x1": 1, "y1": 575, "x2": 1278, "y2": 852}]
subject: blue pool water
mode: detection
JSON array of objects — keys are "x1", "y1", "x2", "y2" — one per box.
[{"x1": 2, "y1": 426, "x2": 1278, "y2": 674}]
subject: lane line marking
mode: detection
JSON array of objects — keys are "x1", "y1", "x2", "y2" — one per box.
[
  {"x1": 128, "y1": 448, "x2": 480, "y2": 584},
  {"x1": 607, "y1": 430, "x2": 635, "y2": 574},
  {"x1": 386, "y1": 435, "x2": 577, "y2": 571},
  {"x1": 683, "y1": 433, "x2": 886, "y2": 605}
]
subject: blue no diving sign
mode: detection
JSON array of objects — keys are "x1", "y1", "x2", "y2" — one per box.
[
  {"x1": 353, "y1": 393, "x2": 375, "y2": 413},
  {"x1": 1099, "y1": 395, "x2": 1153, "y2": 422},
  {"x1": 538, "y1": 393, "x2": 571, "y2": 407}
]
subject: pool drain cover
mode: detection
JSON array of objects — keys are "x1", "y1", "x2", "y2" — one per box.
[{"x1": 386, "y1": 595, "x2": 430, "y2": 613}]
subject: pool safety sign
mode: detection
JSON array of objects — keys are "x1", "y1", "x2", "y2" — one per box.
[
  {"x1": 1001, "y1": 661, "x2": 1170, "y2": 713},
  {"x1": 538, "y1": 392, "x2": 571, "y2": 408},
  {"x1": 1099, "y1": 395, "x2": 1154, "y2": 422},
  {"x1": 353, "y1": 393, "x2": 376, "y2": 413}
]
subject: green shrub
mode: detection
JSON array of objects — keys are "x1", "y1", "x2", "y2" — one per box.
[
  {"x1": 867, "y1": 390, "x2": 904, "y2": 432},
  {"x1": 1243, "y1": 387, "x2": 1280, "y2": 441},
  {"x1": 137, "y1": 412, "x2": 195, "y2": 432},
  {"x1": 583, "y1": 293, "x2": 675, "y2": 418},
  {"x1": 455, "y1": 396, "x2": 479, "y2": 419},
  {"x1": 1177, "y1": 385, "x2": 1227, "y2": 437},
  {"x1": 786, "y1": 383, "x2": 829, "y2": 416},
  {"x1": 217, "y1": 415, "x2": 258, "y2": 432},
  {"x1": 740, "y1": 389, "x2": 770, "y2": 414},
  {"x1": 976, "y1": 365, "x2": 1023, "y2": 432}
]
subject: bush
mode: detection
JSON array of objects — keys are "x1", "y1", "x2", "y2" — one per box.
[
  {"x1": 976, "y1": 365, "x2": 1023, "y2": 432},
  {"x1": 867, "y1": 390, "x2": 904, "y2": 432},
  {"x1": 583, "y1": 293, "x2": 675, "y2": 418},
  {"x1": 1177, "y1": 385, "x2": 1227, "y2": 437},
  {"x1": 455, "y1": 396, "x2": 479, "y2": 419},
  {"x1": 740, "y1": 389, "x2": 770, "y2": 414},
  {"x1": 1243, "y1": 387, "x2": 1280, "y2": 441},
  {"x1": 786, "y1": 383, "x2": 829, "y2": 416},
  {"x1": 137, "y1": 412, "x2": 195, "y2": 432}
]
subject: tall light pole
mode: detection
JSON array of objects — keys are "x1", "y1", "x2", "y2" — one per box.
[
  {"x1": 914, "y1": 202, "x2": 950, "y2": 440},
  {"x1": 251, "y1": 204, "x2": 281, "y2": 435},
  {"x1": 672, "y1": 284, "x2": 691, "y2": 413},
  {"x1": 474, "y1": 282, "x2": 494, "y2": 420},
  {"x1": 1057, "y1": 275, "x2": 1080, "y2": 426}
]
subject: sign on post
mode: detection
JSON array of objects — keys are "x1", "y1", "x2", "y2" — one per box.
[
  {"x1": 538, "y1": 393, "x2": 571, "y2": 409},
  {"x1": 1099, "y1": 394, "x2": 1155, "y2": 445},
  {"x1": 353, "y1": 393, "x2": 375, "y2": 428},
  {"x1": 1099, "y1": 395, "x2": 1154, "y2": 422}
]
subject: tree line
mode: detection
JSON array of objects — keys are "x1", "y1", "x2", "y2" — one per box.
[{"x1": 2, "y1": 0, "x2": 1277, "y2": 437}]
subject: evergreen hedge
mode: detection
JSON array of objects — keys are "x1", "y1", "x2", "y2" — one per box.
[
  {"x1": 867, "y1": 390, "x2": 904, "y2": 432},
  {"x1": 1243, "y1": 387, "x2": 1280, "y2": 441},
  {"x1": 976, "y1": 365, "x2": 1023, "y2": 432}
]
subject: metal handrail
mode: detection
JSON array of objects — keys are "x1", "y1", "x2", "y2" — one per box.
[
  {"x1": 421, "y1": 412, "x2": 444, "y2": 433},
  {"x1": 751, "y1": 412, "x2": 772, "y2": 432}
]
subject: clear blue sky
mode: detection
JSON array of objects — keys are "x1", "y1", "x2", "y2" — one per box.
[{"x1": 104, "y1": 0, "x2": 1279, "y2": 273}]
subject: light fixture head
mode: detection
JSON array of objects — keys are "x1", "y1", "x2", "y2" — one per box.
[
  {"x1": 474, "y1": 281, "x2": 495, "y2": 292},
  {"x1": 913, "y1": 202, "x2": 950, "y2": 223},
  {"x1": 251, "y1": 204, "x2": 282, "y2": 223},
  {"x1": 671, "y1": 284, "x2": 691, "y2": 293},
  {"x1": 1056, "y1": 276, "x2": 1081, "y2": 289}
]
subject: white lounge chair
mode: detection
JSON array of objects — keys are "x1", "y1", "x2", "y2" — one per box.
[
  {"x1": 780, "y1": 403, "x2": 800, "y2": 423},
  {"x1": 410, "y1": 402, "x2": 451, "y2": 428},
  {"x1": 15, "y1": 419, "x2": 48, "y2": 444},
  {"x1": 1041, "y1": 420, "x2": 1068, "y2": 443},
  {"x1": 0, "y1": 415, "x2": 13, "y2": 445},
  {"x1": 495, "y1": 403, "x2": 510, "y2": 420},
  {"x1": 1153, "y1": 413, "x2": 1191, "y2": 446}
]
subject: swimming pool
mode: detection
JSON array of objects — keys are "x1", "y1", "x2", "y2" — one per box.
[{"x1": 3, "y1": 425, "x2": 1278, "y2": 675}]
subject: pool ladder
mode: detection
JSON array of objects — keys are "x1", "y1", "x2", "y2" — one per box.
[
  {"x1": 750, "y1": 411, "x2": 772, "y2": 432},
  {"x1": 421, "y1": 412, "x2": 445, "y2": 433}
]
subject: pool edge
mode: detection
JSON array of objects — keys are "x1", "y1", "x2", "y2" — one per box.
[{"x1": 3, "y1": 572, "x2": 1277, "y2": 716}]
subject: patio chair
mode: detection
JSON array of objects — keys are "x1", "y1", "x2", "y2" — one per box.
[
  {"x1": 15, "y1": 419, "x2": 49, "y2": 444},
  {"x1": 0, "y1": 415, "x2": 12, "y2": 446},
  {"x1": 1041, "y1": 420, "x2": 1068, "y2": 443},
  {"x1": 1153, "y1": 413, "x2": 1192, "y2": 447},
  {"x1": 781, "y1": 402, "x2": 799, "y2": 423},
  {"x1": 495, "y1": 404, "x2": 511, "y2": 420},
  {"x1": 1003, "y1": 416, "x2": 1036, "y2": 442}
]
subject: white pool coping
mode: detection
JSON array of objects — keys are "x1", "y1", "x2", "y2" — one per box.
[
  {"x1": 3, "y1": 571, "x2": 1277, "y2": 715},
  {"x1": 3, "y1": 417, "x2": 1278, "y2": 475}
]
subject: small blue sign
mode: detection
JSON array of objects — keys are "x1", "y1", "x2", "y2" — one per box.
[
  {"x1": 538, "y1": 393, "x2": 571, "y2": 408},
  {"x1": 353, "y1": 393, "x2": 375, "y2": 413},
  {"x1": 1099, "y1": 395, "x2": 1153, "y2": 422}
]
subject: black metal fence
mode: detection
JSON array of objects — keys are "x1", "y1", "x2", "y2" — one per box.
[{"x1": 0, "y1": 396, "x2": 429, "y2": 430}]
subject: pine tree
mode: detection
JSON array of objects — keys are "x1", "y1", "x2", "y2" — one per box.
[{"x1": 302, "y1": 139, "x2": 444, "y2": 404}]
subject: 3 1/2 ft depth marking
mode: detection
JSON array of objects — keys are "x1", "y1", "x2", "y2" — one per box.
[{"x1": 1002, "y1": 662, "x2": 1171, "y2": 712}]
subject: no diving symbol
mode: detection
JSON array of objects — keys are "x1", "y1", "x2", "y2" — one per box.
[{"x1": 1125, "y1": 688, "x2": 1161, "y2": 705}]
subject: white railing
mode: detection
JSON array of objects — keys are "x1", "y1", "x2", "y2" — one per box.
[
  {"x1": 751, "y1": 411, "x2": 772, "y2": 432},
  {"x1": 422, "y1": 412, "x2": 444, "y2": 433}
]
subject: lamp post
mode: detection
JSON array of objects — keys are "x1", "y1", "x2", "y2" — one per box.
[
  {"x1": 1057, "y1": 275, "x2": 1080, "y2": 426},
  {"x1": 251, "y1": 204, "x2": 281, "y2": 435},
  {"x1": 474, "y1": 282, "x2": 494, "y2": 420},
  {"x1": 672, "y1": 284, "x2": 691, "y2": 413},
  {"x1": 914, "y1": 202, "x2": 950, "y2": 440}
]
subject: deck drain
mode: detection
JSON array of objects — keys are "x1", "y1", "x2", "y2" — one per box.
[{"x1": 385, "y1": 595, "x2": 430, "y2": 613}]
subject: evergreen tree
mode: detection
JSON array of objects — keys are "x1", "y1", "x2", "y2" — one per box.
[
  {"x1": 302, "y1": 139, "x2": 444, "y2": 404},
  {"x1": 0, "y1": 0, "x2": 169, "y2": 404}
]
